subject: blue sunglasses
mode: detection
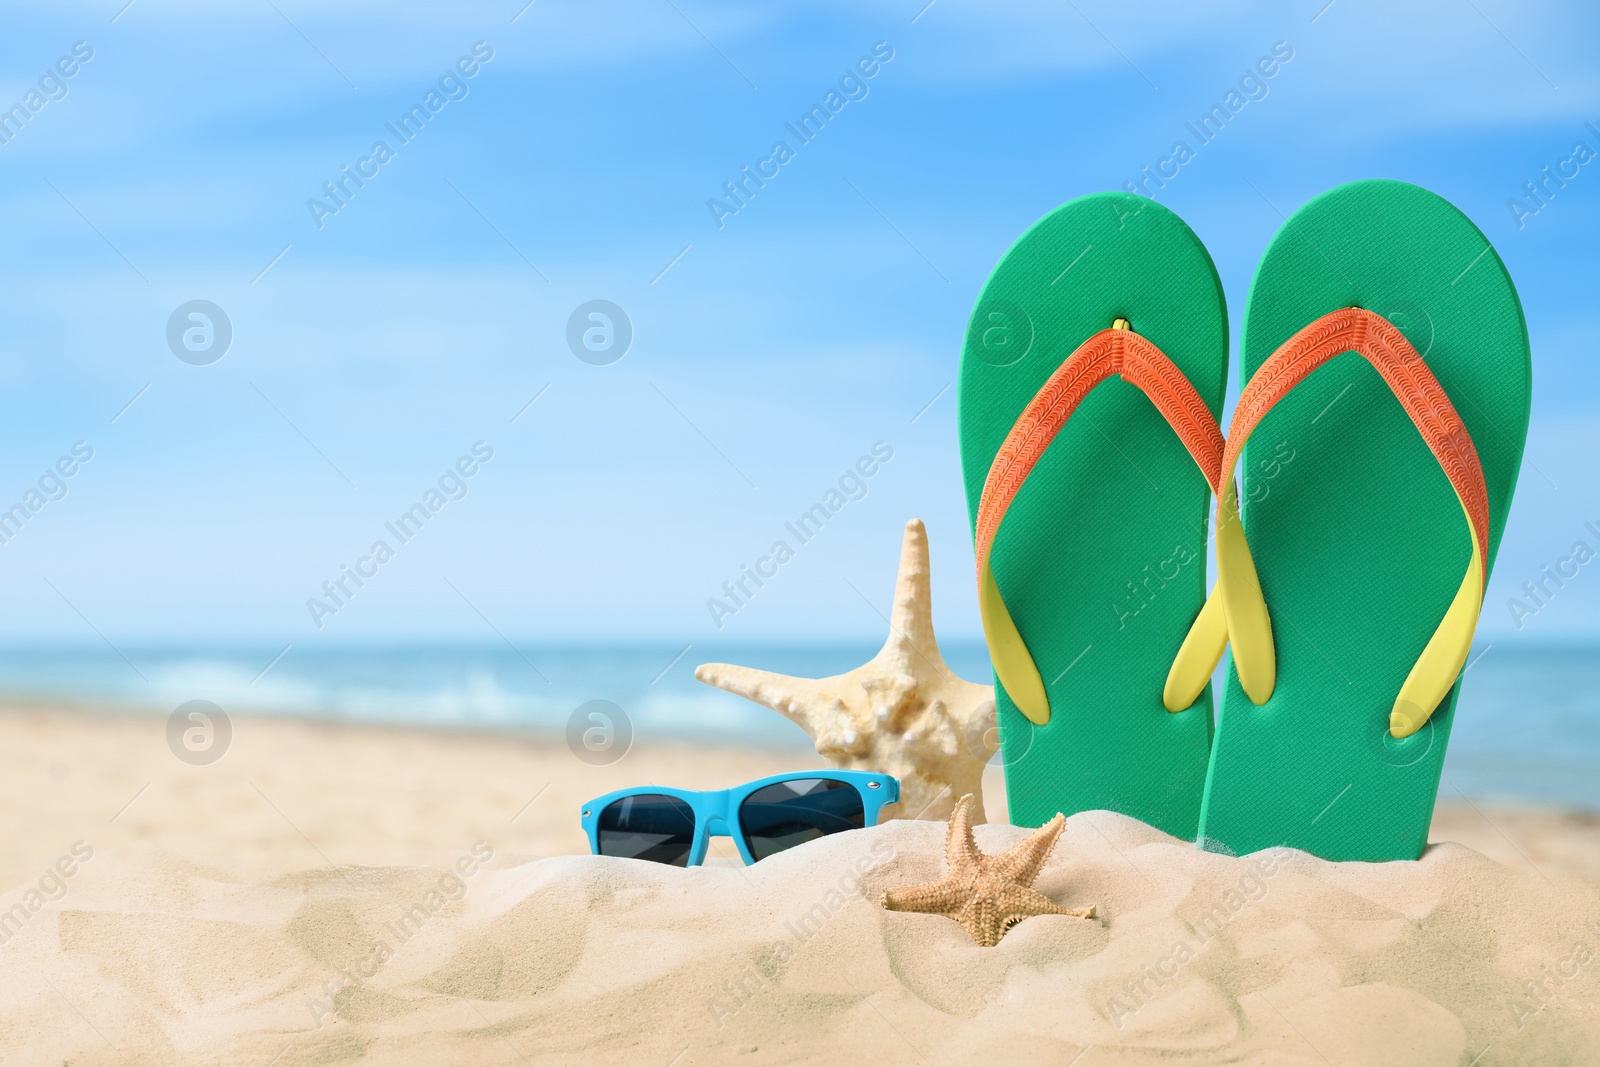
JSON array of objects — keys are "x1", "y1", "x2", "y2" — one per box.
[{"x1": 581, "y1": 770, "x2": 898, "y2": 867}]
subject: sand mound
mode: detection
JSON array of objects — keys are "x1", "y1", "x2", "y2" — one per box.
[{"x1": 6, "y1": 814, "x2": 1598, "y2": 1065}]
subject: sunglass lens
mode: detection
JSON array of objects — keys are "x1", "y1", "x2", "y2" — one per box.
[
  {"x1": 739, "y1": 778, "x2": 865, "y2": 861},
  {"x1": 597, "y1": 794, "x2": 696, "y2": 866}
]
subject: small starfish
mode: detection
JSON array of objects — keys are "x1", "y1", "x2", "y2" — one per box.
[{"x1": 881, "y1": 794, "x2": 1096, "y2": 946}]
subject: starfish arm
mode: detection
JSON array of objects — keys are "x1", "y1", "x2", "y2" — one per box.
[
  {"x1": 991, "y1": 813, "x2": 1065, "y2": 885},
  {"x1": 882, "y1": 877, "x2": 962, "y2": 915},
  {"x1": 694, "y1": 663, "x2": 840, "y2": 728},
  {"x1": 994, "y1": 883, "x2": 1096, "y2": 922},
  {"x1": 887, "y1": 519, "x2": 941, "y2": 660},
  {"x1": 945, "y1": 794, "x2": 984, "y2": 871},
  {"x1": 881, "y1": 522, "x2": 990, "y2": 701}
]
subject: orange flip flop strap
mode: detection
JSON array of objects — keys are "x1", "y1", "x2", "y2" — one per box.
[
  {"x1": 1217, "y1": 307, "x2": 1490, "y2": 735},
  {"x1": 975, "y1": 327, "x2": 1223, "y2": 725},
  {"x1": 1225, "y1": 308, "x2": 1489, "y2": 574}
]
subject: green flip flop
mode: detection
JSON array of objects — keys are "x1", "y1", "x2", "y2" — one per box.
[
  {"x1": 1195, "y1": 179, "x2": 1531, "y2": 862},
  {"x1": 958, "y1": 192, "x2": 1228, "y2": 838}
]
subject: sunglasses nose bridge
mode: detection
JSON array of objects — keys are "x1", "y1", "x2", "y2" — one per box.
[
  {"x1": 700, "y1": 791, "x2": 752, "y2": 864},
  {"x1": 687, "y1": 809, "x2": 735, "y2": 866},
  {"x1": 712, "y1": 787, "x2": 739, "y2": 828}
]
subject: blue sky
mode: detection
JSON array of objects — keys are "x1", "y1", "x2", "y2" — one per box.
[{"x1": 0, "y1": 0, "x2": 1596, "y2": 647}]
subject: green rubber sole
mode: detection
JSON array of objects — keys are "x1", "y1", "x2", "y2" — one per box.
[
  {"x1": 1198, "y1": 180, "x2": 1531, "y2": 862},
  {"x1": 959, "y1": 192, "x2": 1227, "y2": 838}
]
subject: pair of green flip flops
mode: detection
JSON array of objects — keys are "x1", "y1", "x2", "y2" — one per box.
[{"x1": 958, "y1": 180, "x2": 1530, "y2": 862}]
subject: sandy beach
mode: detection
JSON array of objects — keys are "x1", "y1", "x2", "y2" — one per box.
[{"x1": 3, "y1": 704, "x2": 1598, "y2": 1064}]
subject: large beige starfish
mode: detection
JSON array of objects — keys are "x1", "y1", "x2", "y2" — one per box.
[
  {"x1": 882, "y1": 793, "x2": 1096, "y2": 946},
  {"x1": 695, "y1": 519, "x2": 997, "y2": 822}
]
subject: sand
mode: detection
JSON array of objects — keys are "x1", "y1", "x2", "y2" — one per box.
[{"x1": 2, "y1": 705, "x2": 1598, "y2": 1065}]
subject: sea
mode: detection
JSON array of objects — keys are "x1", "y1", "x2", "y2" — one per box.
[{"x1": 1, "y1": 642, "x2": 1594, "y2": 812}]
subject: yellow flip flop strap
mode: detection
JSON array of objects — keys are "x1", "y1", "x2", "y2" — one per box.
[{"x1": 1162, "y1": 580, "x2": 1227, "y2": 712}]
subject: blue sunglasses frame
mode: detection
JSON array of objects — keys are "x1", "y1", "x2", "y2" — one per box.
[{"x1": 581, "y1": 770, "x2": 899, "y2": 866}]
